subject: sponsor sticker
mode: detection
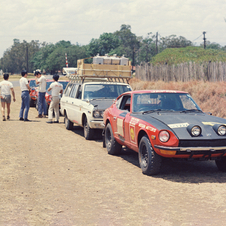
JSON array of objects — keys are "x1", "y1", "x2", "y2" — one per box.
[
  {"x1": 168, "y1": 123, "x2": 189, "y2": 128},
  {"x1": 146, "y1": 126, "x2": 156, "y2": 132},
  {"x1": 129, "y1": 125, "x2": 136, "y2": 143},
  {"x1": 139, "y1": 123, "x2": 146, "y2": 128},
  {"x1": 130, "y1": 117, "x2": 140, "y2": 125},
  {"x1": 202, "y1": 122, "x2": 226, "y2": 126}
]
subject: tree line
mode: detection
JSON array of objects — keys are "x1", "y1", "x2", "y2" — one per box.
[{"x1": 0, "y1": 24, "x2": 225, "y2": 74}]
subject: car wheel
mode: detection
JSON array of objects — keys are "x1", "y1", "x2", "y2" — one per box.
[
  {"x1": 83, "y1": 117, "x2": 93, "y2": 140},
  {"x1": 215, "y1": 157, "x2": 226, "y2": 172},
  {"x1": 139, "y1": 135, "x2": 162, "y2": 175},
  {"x1": 105, "y1": 123, "x2": 121, "y2": 155},
  {"x1": 65, "y1": 113, "x2": 73, "y2": 130},
  {"x1": 29, "y1": 96, "x2": 35, "y2": 107}
]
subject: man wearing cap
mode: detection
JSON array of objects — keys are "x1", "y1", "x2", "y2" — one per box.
[
  {"x1": 19, "y1": 70, "x2": 31, "y2": 121},
  {"x1": 35, "y1": 71, "x2": 47, "y2": 118},
  {"x1": 46, "y1": 74, "x2": 63, "y2": 123}
]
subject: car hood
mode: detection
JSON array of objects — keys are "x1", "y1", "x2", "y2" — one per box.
[
  {"x1": 134, "y1": 112, "x2": 226, "y2": 140},
  {"x1": 89, "y1": 99, "x2": 115, "y2": 110}
]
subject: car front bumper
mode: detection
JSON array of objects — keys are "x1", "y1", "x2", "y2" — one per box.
[
  {"x1": 154, "y1": 145, "x2": 226, "y2": 152},
  {"x1": 89, "y1": 120, "x2": 105, "y2": 129}
]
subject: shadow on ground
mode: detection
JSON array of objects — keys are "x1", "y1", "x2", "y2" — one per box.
[{"x1": 116, "y1": 147, "x2": 226, "y2": 184}]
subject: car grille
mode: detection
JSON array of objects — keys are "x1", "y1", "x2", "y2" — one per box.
[{"x1": 179, "y1": 139, "x2": 226, "y2": 147}]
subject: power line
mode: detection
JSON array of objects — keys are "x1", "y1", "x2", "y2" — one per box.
[{"x1": 193, "y1": 34, "x2": 202, "y2": 42}]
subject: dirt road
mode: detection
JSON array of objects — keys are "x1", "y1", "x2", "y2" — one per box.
[{"x1": 1, "y1": 87, "x2": 226, "y2": 226}]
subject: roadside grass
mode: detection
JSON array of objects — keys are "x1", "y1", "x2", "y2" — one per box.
[{"x1": 130, "y1": 78, "x2": 226, "y2": 118}]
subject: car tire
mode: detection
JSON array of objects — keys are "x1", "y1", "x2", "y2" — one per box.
[
  {"x1": 105, "y1": 123, "x2": 121, "y2": 155},
  {"x1": 139, "y1": 135, "x2": 162, "y2": 175},
  {"x1": 29, "y1": 96, "x2": 35, "y2": 107},
  {"x1": 83, "y1": 117, "x2": 93, "y2": 140},
  {"x1": 65, "y1": 113, "x2": 73, "y2": 130},
  {"x1": 215, "y1": 157, "x2": 226, "y2": 172}
]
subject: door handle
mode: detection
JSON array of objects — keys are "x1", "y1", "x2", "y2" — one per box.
[{"x1": 113, "y1": 117, "x2": 116, "y2": 120}]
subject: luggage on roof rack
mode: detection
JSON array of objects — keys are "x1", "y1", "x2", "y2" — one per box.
[{"x1": 66, "y1": 55, "x2": 132, "y2": 84}]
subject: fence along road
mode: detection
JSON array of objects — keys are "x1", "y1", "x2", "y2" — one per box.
[
  {"x1": 136, "y1": 61, "x2": 226, "y2": 82},
  {"x1": 1, "y1": 86, "x2": 226, "y2": 225}
]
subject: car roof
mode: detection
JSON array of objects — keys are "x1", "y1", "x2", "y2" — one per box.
[{"x1": 122, "y1": 90, "x2": 188, "y2": 95}]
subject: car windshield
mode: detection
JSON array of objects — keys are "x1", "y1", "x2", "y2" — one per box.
[
  {"x1": 83, "y1": 84, "x2": 131, "y2": 100},
  {"x1": 29, "y1": 80, "x2": 38, "y2": 87},
  {"x1": 132, "y1": 93, "x2": 201, "y2": 113}
]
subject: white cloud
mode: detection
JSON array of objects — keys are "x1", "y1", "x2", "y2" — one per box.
[{"x1": 0, "y1": 0, "x2": 225, "y2": 57}]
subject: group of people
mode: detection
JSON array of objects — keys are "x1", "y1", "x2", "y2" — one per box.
[{"x1": 0, "y1": 70, "x2": 63, "y2": 123}]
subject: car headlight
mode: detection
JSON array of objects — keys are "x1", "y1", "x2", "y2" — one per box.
[
  {"x1": 213, "y1": 124, "x2": 226, "y2": 136},
  {"x1": 159, "y1": 131, "x2": 170, "y2": 142},
  {"x1": 93, "y1": 111, "x2": 100, "y2": 118},
  {"x1": 187, "y1": 125, "x2": 202, "y2": 137},
  {"x1": 93, "y1": 110, "x2": 104, "y2": 118}
]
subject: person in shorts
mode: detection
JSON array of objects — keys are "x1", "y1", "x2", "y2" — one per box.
[
  {"x1": 0, "y1": 73, "x2": 16, "y2": 121},
  {"x1": 46, "y1": 74, "x2": 63, "y2": 123}
]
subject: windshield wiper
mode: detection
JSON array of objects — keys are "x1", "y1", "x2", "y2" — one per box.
[
  {"x1": 142, "y1": 109, "x2": 162, "y2": 114},
  {"x1": 180, "y1": 109, "x2": 203, "y2": 113}
]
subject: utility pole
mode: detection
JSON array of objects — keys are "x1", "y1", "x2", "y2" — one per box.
[
  {"x1": 26, "y1": 44, "x2": 29, "y2": 72},
  {"x1": 203, "y1": 31, "x2": 206, "y2": 49},
  {"x1": 156, "y1": 32, "x2": 158, "y2": 54}
]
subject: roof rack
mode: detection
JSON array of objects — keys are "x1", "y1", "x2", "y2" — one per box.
[
  {"x1": 67, "y1": 74, "x2": 131, "y2": 84},
  {"x1": 68, "y1": 57, "x2": 132, "y2": 84}
]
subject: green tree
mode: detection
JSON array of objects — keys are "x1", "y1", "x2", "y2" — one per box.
[
  {"x1": 87, "y1": 33, "x2": 120, "y2": 56},
  {"x1": 113, "y1": 24, "x2": 140, "y2": 66},
  {"x1": 0, "y1": 39, "x2": 40, "y2": 73},
  {"x1": 158, "y1": 35, "x2": 193, "y2": 53}
]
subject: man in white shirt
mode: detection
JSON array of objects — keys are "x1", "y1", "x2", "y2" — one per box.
[
  {"x1": 35, "y1": 71, "x2": 47, "y2": 118},
  {"x1": 0, "y1": 73, "x2": 16, "y2": 121},
  {"x1": 46, "y1": 74, "x2": 63, "y2": 123},
  {"x1": 19, "y1": 70, "x2": 31, "y2": 121}
]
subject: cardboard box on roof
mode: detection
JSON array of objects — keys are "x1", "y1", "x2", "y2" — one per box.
[{"x1": 77, "y1": 56, "x2": 132, "y2": 78}]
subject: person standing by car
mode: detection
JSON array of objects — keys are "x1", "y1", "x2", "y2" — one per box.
[
  {"x1": 46, "y1": 74, "x2": 63, "y2": 123},
  {"x1": 0, "y1": 73, "x2": 16, "y2": 121},
  {"x1": 35, "y1": 71, "x2": 47, "y2": 118},
  {"x1": 19, "y1": 70, "x2": 31, "y2": 122}
]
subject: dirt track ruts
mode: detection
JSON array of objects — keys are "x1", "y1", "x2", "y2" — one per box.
[{"x1": 1, "y1": 87, "x2": 226, "y2": 226}]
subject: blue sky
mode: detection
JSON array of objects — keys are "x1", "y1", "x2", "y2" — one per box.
[{"x1": 0, "y1": 0, "x2": 225, "y2": 57}]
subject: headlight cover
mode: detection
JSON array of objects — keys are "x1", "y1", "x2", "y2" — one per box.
[
  {"x1": 187, "y1": 125, "x2": 202, "y2": 137},
  {"x1": 213, "y1": 124, "x2": 226, "y2": 136},
  {"x1": 93, "y1": 110, "x2": 104, "y2": 118},
  {"x1": 159, "y1": 131, "x2": 170, "y2": 142}
]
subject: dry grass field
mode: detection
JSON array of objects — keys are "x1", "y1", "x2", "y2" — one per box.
[{"x1": 130, "y1": 78, "x2": 226, "y2": 118}]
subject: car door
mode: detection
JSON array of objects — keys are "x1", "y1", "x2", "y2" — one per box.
[
  {"x1": 71, "y1": 84, "x2": 84, "y2": 125},
  {"x1": 67, "y1": 84, "x2": 79, "y2": 121},
  {"x1": 112, "y1": 94, "x2": 131, "y2": 143},
  {"x1": 61, "y1": 83, "x2": 73, "y2": 115}
]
